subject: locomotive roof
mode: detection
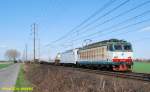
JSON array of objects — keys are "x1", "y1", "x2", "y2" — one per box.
[
  {"x1": 61, "y1": 39, "x2": 131, "y2": 53},
  {"x1": 80, "y1": 39, "x2": 130, "y2": 50}
]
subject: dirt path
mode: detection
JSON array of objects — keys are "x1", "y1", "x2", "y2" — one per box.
[{"x1": 0, "y1": 64, "x2": 20, "y2": 92}]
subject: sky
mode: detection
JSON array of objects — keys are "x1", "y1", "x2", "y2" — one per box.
[{"x1": 0, "y1": 0, "x2": 150, "y2": 60}]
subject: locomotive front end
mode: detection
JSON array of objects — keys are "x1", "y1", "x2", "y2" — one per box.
[{"x1": 108, "y1": 43, "x2": 133, "y2": 71}]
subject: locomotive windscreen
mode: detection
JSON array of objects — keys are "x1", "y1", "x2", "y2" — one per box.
[
  {"x1": 114, "y1": 44, "x2": 122, "y2": 51},
  {"x1": 109, "y1": 43, "x2": 132, "y2": 51},
  {"x1": 124, "y1": 44, "x2": 132, "y2": 51}
]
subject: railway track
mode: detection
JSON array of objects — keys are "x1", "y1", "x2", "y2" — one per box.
[
  {"x1": 38, "y1": 62, "x2": 150, "y2": 82},
  {"x1": 54, "y1": 65, "x2": 150, "y2": 82},
  {"x1": 76, "y1": 68, "x2": 150, "y2": 82}
]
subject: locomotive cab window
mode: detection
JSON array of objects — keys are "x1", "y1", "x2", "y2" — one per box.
[
  {"x1": 124, "y1": 44, "x2": 132, "y2": 51},
  {"x1": 108, "y1": 45, "x2": 114, "y2": 51},
  {"x1": 114, "y1": 44, "x2": 123, "y2": 51}
]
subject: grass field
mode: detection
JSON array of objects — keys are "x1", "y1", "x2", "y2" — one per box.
[
  {"x1": 0, "y1": 63, "x2": 12, "y2": 69},
  {"x1": 14, "y1": 64, "x2": 33, "y2": 92},
  {"x1": 132, "y1": 62, "x2": 150, "y2": 73}
]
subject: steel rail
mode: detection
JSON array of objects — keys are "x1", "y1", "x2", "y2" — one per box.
[
  {"x1": 52, "y1": 65, "x2": 150, "y2": 82},
  {"x1": 38, "y1": 63, "x2": 150, "y2": 82}
]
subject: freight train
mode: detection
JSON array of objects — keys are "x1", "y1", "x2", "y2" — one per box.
[{"x1": 55, "y1": 39, "x2": 133, "y2": 71}]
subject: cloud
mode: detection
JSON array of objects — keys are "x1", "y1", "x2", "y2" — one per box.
[{"x1": 139, "y1": 26, "x2": 150, "y2": 32}]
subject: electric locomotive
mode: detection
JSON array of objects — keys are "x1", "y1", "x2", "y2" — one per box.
[{"x1": 57, "y1": 39, "x2": 133, "y2": 71}]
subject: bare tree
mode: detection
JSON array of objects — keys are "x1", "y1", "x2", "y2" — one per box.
[{"x1": 5, "y1": 49, "x2": 21, "y2": 61}]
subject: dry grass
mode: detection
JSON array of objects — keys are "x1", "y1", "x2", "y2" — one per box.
[{"x1": 24, "y1": 64, "x2": 150, "y2": 92}]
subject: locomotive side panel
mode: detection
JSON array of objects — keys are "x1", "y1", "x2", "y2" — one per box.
[
  {"x1": 78, "y1": 46, "x2": 108, "y2": 63},
  {"x1": 60, "y1": 49, "x2": 78, "y2": 64}
]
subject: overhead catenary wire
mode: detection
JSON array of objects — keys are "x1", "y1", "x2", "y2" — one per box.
[
  {"x1": 70, "y1": 18, "x2": 150, "y2": 48},
  {"x1": 105, "y1": 25, "x2": 150, "y2": 39},
  {"x1": 48, "y1": 0, "x2": 150, "y2": 51},
  {"x1": 52, "y1": 0, "x2": 131, "y2": 45},
  {"x1": 132, "y1": 37, "x2": 150, "y2": 43},
  {"x1": 75, "y1": 0, "x2": 150, "y2": 37},
  {"x1": 72, "y1": 0, "x2": 130, "y2": 35},
  {"x1": 69, "y1": 10, "x2": 150, "y2": 42},
  {"x1": 69, "y1": 0, "x2": 117, "y2": 34},
  {"x1": 61, "y1": 0, "x2": 150, "y2": 46},
  {"x1": 48, "y1": 0, "x2": 130, "y2": 47},
  {"x1": 46, "y1": 0, "x2": 117, "y2": 45},
  {"x1": 86, "y1": 18, "x2": 150, "y2": 42}
]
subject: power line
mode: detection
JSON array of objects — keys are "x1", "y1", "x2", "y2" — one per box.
[
  {"x1": 70, "y1": 18, "x2": 150, "y2": 49},
  {"x1": 47, "y1": 0, "x2": 116, "y2": 45},
  {"x1": 73, "y1": 0, "x2": 130, "y2": 35},
  {"x1": 55, "y1": 0, "x2": 130, "y2": 45},
  {"x1": 48, "y1": 0, "x2": 150, "y2": 50},
  {"x1": 133, "y1": 37, "x2": 150, "y2": 43},
  {"x1": 49, "y1": 0, "x2": 129, "y2": 46},
  {"x1": 76, "y1": 0, "x2": 150, "y2": 36},
  {"x1": 69, "y1": 0, "x2": 117, "y2": 35},
  {"x1": 89, "y1": 18, "x2": 150, "y2": 40},
  {"x1": 70, "y1": 10, "x2": 150, "y2": 42},
  {"x1": 106, "y1": 25, "x2": 150, "y2": 38}
]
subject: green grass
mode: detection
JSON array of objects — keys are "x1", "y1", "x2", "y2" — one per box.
[
  {"x1": 0, "y1": 63, "x2": 12, "y2": 69},
  {"x1": 14, "y1": 64, "x2": 33, "y2": 92},
  {"x1": 132, "y1": 62, "x2": 150, "y2": 73}
]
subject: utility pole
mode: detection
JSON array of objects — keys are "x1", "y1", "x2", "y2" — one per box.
[
  {"x1": 33, "y1": 23, "x2": 36, "y2": 62},
  {"x1": 32, "y1": 23, "x2": 36, "y2": 62},
  {"x1": 38, "y1": 38, "x2": 41, "y2": 61},
  {"x1": 22, "y1": 48, "x2": 25, "y2": 63},
  {"x1": 25, "y1": 44, "x2": 28, "y2": 62}
]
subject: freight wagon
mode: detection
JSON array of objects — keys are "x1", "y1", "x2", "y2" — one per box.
[{"x1": 58, "y1": 39, "x2": 133, "y2": 71}]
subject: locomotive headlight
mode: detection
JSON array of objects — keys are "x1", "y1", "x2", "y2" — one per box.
[
  {"x1": 114, "y1": 56, "x2": 118, "y2": 58},
  {"x1": 128, "y1": 56, "x2": 131, "y2": 59}
]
